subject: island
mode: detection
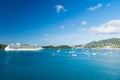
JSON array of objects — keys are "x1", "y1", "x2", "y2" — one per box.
[
  {"x1": 42, "y1": 45, "x2": 71, "y2": 49},
  {"x1": 1, "y1": 38, "x2": 120, "y2": 50},
  {"x1": 76, "y1": 38, "x2": 120, "y2": 50},
  {"x1": 0, "y1": 44, "x2": 7, "y2": 49}
]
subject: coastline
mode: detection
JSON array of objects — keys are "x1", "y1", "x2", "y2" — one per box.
[{"x1": 90, "y1": 48, "x2": 120, "y2": 50}]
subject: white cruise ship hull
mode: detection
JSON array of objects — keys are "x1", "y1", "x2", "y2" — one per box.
[{"x1": 5, "y1": 45, "x2": 43, "y2": 51}]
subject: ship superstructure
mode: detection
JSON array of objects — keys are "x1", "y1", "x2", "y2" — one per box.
[{"x1": 5, "y1": 43, "x2": 43, "y2": 51}]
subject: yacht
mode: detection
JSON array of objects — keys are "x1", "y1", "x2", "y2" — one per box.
[{"x1": 5, "y1": 43, "x2": 43, "y2": 51}]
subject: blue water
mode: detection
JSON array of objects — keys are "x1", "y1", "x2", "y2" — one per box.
[{"x1": 0, "y1": 49, "x2": 120, "y2": 80}]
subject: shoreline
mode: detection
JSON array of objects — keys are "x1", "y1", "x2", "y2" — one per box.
[
  {"x1": 1, "y1": 47, "x2": 120, "y2": 50},
  {"x1": 90, "y1": 48, "x2": 120, "y2": 50}
]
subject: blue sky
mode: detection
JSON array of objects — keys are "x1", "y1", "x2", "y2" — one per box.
[{"x1": 0, "y1": 0, "x2": 120, "y2": 45}]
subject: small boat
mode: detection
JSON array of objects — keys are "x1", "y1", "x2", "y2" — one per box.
[
  {"x1": 92, "y1": 53, "x2": 96, "y2": 56},
  {"x1": 57, "y1": 50, "x2": 61, "y2": 53},
  {"x1": 84, "y1": 52, "x2": 89, "y2": 55},
  {"x1": 104, "y1": 53, "x2": 107, "y2": 56},
  {"x1": 72, "y1": 53, "x2": 77, "y2": 57}
]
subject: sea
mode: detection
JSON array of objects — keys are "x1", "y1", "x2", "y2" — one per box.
[{"x1": 0, "y1": 48, "x2": 120, "y2": 80}]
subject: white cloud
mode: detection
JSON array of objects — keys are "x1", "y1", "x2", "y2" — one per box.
[
  {"x1": 106, "y1": 3, "x2": 111, "y2": 7},
  {"x1": 90, "y1": 20, "x2": 120, "y2": 34},
  {"x1": 60, "y1": 25, "x2": 64, "y2": 29},
  {"x1": 88, "y1": 3, "x2": 102, "y2": 11},
  {"x1": 81, "y1": 21, "x2": 87, "y2": 25},
  {"x1": 55, "y1": 4, "x2": 67, "y2": 13}
]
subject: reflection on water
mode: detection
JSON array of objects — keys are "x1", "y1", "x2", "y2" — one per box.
[{"x1": 0, "y1": 49, "x2": 120, "y2": 80}]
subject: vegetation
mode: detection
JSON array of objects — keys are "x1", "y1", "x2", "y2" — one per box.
[
  {"x1": 42, "y1": 45, "x2": 71, "y2": 49},
  {"x1": 42, "y1": 45, "x2": 56, "y2": 49},
  {"x1": 84, "y1": 38, "x2": 120, "y2": 48},
  {"x1": 56, "y1": 45, "x2": 71, "y2": 49},
  {"x1": 0, "y1": 44, "x2": 7, "y2": 49},
  {"x1": 1, "y1": 38, "x2": 120, "y2": 49},
  {"x1": 75, "y1": 45, "x2": 84, "y2": 48}
]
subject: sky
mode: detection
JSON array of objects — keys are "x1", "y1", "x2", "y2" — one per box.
[{"x1": 0, "y1": 0, "x2": 120, "y2": 46}]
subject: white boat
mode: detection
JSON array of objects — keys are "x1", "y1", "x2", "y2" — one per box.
[
  {"x1": 69, "y1": 50, "x2": 75, "y2": 53},
  {"x1": 72, "y1": 53, "x2": 77, "y2": 57},
  {"x1": 57, "y1": 50, "x2": 61, "y2": 53},
  {"x1": 92, "y1": 53, "x2": 96, "y2": 56},
  {"x1": 5, "y1": 43, "x2": 43, "y2": 51}
]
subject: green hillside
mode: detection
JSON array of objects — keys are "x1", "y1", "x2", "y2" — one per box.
[
  {"x1": 1, "y1": 38, "x2": 120, "y2": 49},
  {"x1": 84, "y1": 38, "x2": 120, "y2": 48},
  {"x1": 42, "y1": 45, "x2": 71, "y2": 49},
  {"x1": 0, "y1": 44, "x2": 7, "y2": 49}
]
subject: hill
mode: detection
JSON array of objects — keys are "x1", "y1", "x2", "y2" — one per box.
[
  {"x1": 1, "y1": 38, "x2": 120, "y2": 49},
  {"x1": 84, "y1": 38, "x2": 120, "y2": 48},
  {"x1": 0, "y1": 44, "x2": 7, "y2": 49},
  {"x1": 42, "y1": 45, "x2": 71, "y2": 49}
]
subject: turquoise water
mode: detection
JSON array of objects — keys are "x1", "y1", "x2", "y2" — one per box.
[{"x1": 0, "y1": 49, "x2": 120, "y2": 80}]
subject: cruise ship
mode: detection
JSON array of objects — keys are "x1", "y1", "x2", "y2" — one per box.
[{"x1": 5, "y1": 43, "x2": 43, "y2": 51}]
